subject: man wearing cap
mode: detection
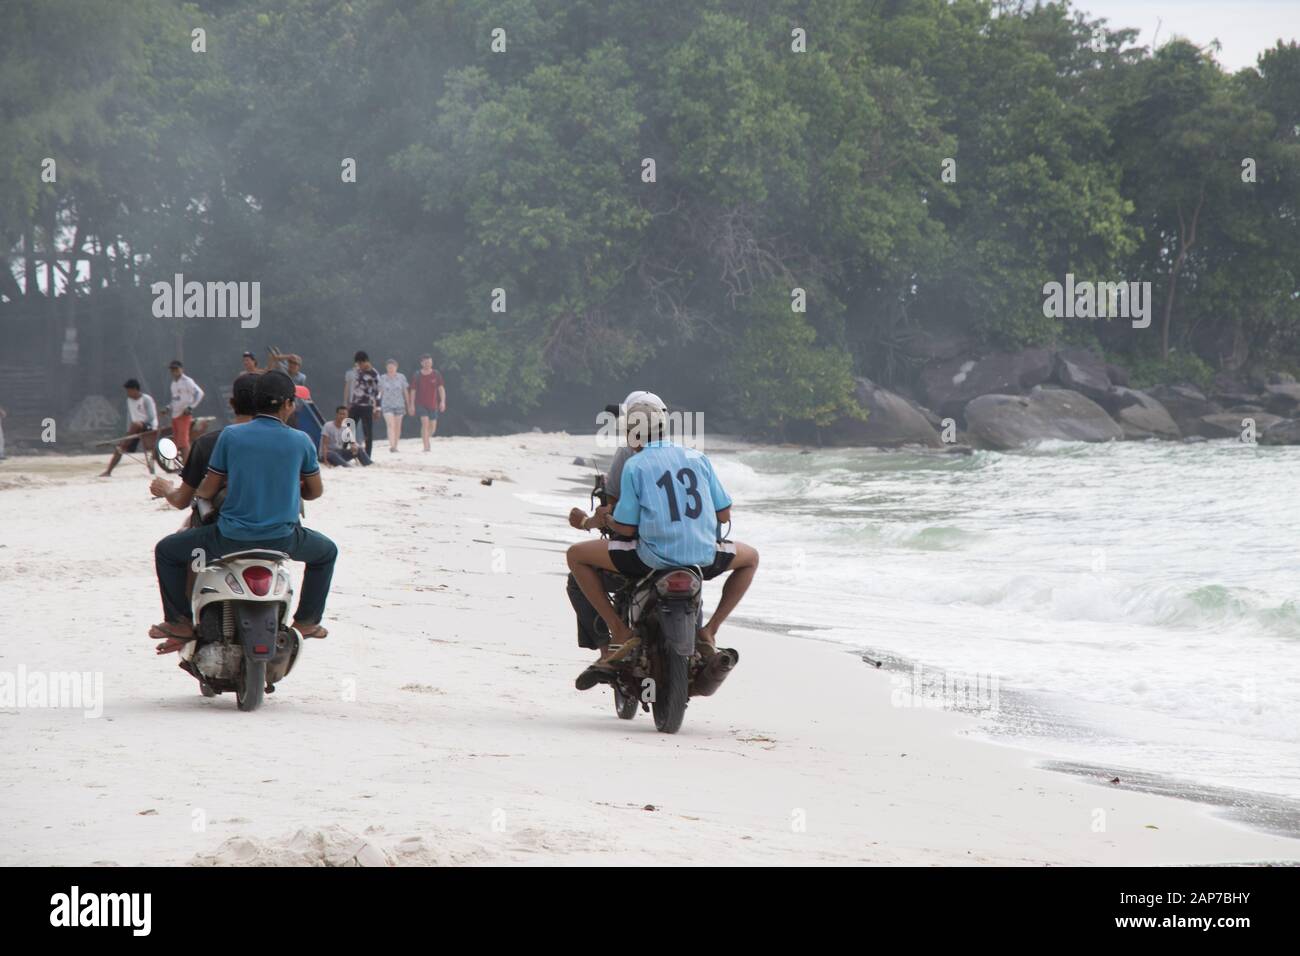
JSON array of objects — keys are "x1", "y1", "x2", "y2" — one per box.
[
  {"x1": 151, "y1": 370, "x2": 337, "y2": 650},
  {"x1": 167, "y1": 360, "x2": 205, "y2": 456}
]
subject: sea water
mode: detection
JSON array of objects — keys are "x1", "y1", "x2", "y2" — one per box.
[{"x1": 712, "y1": 439, "x2": 1300, "y2": 804}]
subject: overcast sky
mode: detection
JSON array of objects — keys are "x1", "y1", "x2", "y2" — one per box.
[{"x1": 1074, "y1": 0, "x2": 1299, "y2": 71}]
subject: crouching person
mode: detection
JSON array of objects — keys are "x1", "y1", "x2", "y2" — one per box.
[{"x1": 150, "y1": 370, "x2": 337, "y2": 653}]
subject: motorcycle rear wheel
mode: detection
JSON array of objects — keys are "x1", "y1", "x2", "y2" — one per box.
[
  {"x1": 613, "y1": 682, "x2": 639, "y2": 719},
  {"x1": 652, "y1": 650, "x2": 689, "y2": 734},
  {"x1": 236, "y1": 659, "x2": 266, "y2": 712}
]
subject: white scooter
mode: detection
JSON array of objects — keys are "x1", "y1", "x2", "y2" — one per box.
[{"x1": 157, "y1": 438, "x2": 304, "y2": 711}]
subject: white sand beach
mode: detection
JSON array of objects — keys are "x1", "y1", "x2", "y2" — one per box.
[{"x1": 0, "y1": 432, "x2": 1295, "y2": 866}]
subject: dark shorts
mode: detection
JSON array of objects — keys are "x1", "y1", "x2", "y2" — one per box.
[
  {"x1": 607, "y1": 540, "x2": 736, "y2": 581},
  {"x1": 416, "y1": 404, "x2": 439, "y2": 420}
]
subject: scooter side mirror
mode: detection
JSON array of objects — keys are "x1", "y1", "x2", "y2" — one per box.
[{"x1": 156, "y1": 437, "x2": 180, "y2": 464}]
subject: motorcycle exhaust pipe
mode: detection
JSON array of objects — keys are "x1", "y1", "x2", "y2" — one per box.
[{"x1": 690, "y1": 647, "x2": 739, "y2": 697}]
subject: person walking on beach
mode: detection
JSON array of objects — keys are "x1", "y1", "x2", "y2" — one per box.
[
  {"x1": 166, "y1": 360, "x2": 205, "y2": 456},
  {"x1": 410, "y1": 353, "x2": 446, "y2": 451},
  {"x1": 378, "y1": 359, "x2": 410, "y2": 452},
  {"x1": 321, "y1": 405, "x2": 373, "y2": 467},
  {"x1": 343, "y1": 350, "x2": 379, "y2": 456},
  {"x1": 101, "y1": 379, "x2": 159, "y2": 477}
]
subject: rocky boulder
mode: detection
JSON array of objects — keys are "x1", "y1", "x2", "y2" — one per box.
[
  {"x1": 825, "y1": 378, "x2": 942, "y2": 448},
  {"x1": 1146, "y1": 384, "x2": 1220, "y2": 434},
  {"x1": 1260, "y1": 419, "x2": 1300, "y2": 445},
  {"x1": 917, "y1": 349, "x2": 1055, "y2": 419},
  {"x1": 964, "y1": 387, "x2": 1123, "y2": 450},
  {"x1": 1110, "y1": 388, "x2": 1181, "y2": 440},
  {"x1": 1196, "y1": 412, "x2": 1284, "y2": 440},
  {"x1": 1208, "y1": 373, "x2": 1263, "y2": 408},
  {"x1": 1262, "y1": 383, "x2": 1300, "y2": 417},
  {"x1": 1053, "y1": 348, "x2": 1114, "y2": 406}
]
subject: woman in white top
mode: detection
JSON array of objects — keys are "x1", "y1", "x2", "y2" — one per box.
[{"x1": 378, "y1": 359, "x2": 411, "y2": 452}]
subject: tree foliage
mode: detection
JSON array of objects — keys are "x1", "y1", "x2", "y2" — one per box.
[{"x1": 2, "y1": 0, "x2": 1298, "y2": 432}]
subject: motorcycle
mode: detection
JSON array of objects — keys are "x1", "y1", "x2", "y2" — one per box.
[
  {"x1": 603, "y1": 567, "x2": 740, "y2": 733},
  {"x1": 156, "y1": 438, "x2": 304, "y2": 712},
  {"x1": 587, "y1": 471, "x2": 740, "y2": 734}
]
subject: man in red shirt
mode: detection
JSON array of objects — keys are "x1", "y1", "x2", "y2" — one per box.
[{"x1": 409, "y1": 353, "x2": 446, "y2": 451}]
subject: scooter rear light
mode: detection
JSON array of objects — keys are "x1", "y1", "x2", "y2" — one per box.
[
  {"x1": 224, "y1": 573, "x2": 245, "y2": 595},
  {"x1": 242, "y1": 566, "x2": 273, "y2": 596},
  {"x1": 664, "y1": 571, "x2": 695, "y2": 593}
]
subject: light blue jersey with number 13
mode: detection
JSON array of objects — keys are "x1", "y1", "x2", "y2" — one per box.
[{"x1": 612, "y1": 440, "x2": 732, "y2": 569}]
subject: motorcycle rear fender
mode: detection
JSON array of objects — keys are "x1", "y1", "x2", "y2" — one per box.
[
  {"x1": 234, "y1": 601, "x2": 280, "y2": 662},
  {"x1": 655, "y1": 598, "x2": 699, "y2": 658}
]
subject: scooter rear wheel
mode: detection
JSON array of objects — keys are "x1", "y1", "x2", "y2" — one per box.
[{"x1": 236, "y1": 659, "x2": 266, "y2": 712}]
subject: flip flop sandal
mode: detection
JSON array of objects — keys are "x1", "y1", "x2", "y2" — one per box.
[
  {"x1": 603, "y1": 636, "x2": 641, "y2": 664},
  {"x1": 149, "y1": 622, "x2": 195, "y2": 641},
  {"x1": 295, "y1": 624, "x2": 329, "y2": 639},
  {"x1": 155, "y1": 638, "x2": 187, "y2": 655}
]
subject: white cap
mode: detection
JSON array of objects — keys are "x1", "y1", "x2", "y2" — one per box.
[{"x1": 622, "y1": 389, "x2": 666, "y2": 412}]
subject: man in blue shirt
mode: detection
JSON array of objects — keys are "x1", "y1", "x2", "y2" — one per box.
[
  {"x1": 150, "y1": 371, "x2": 338, "y2": 650},
  {"x1": 567, "y1": 398, "x2": 759, "y2": 686}
]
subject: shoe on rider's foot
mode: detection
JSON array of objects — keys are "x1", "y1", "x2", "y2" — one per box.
[
  {"x1": 575, "y1": 664, "x2": 615, "y2": 691},
  {"x1": 575, "y1": 638, "x2": 631, "y2": 690}
]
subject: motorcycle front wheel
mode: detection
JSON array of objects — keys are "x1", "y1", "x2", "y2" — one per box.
[{"x1": 236, "y1": 659, "x2": 266, "y2": 712}]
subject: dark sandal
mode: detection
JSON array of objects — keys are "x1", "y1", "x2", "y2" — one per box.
[{"x1": 575, "y1": 663, "x2": 616, "y2": 691}]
